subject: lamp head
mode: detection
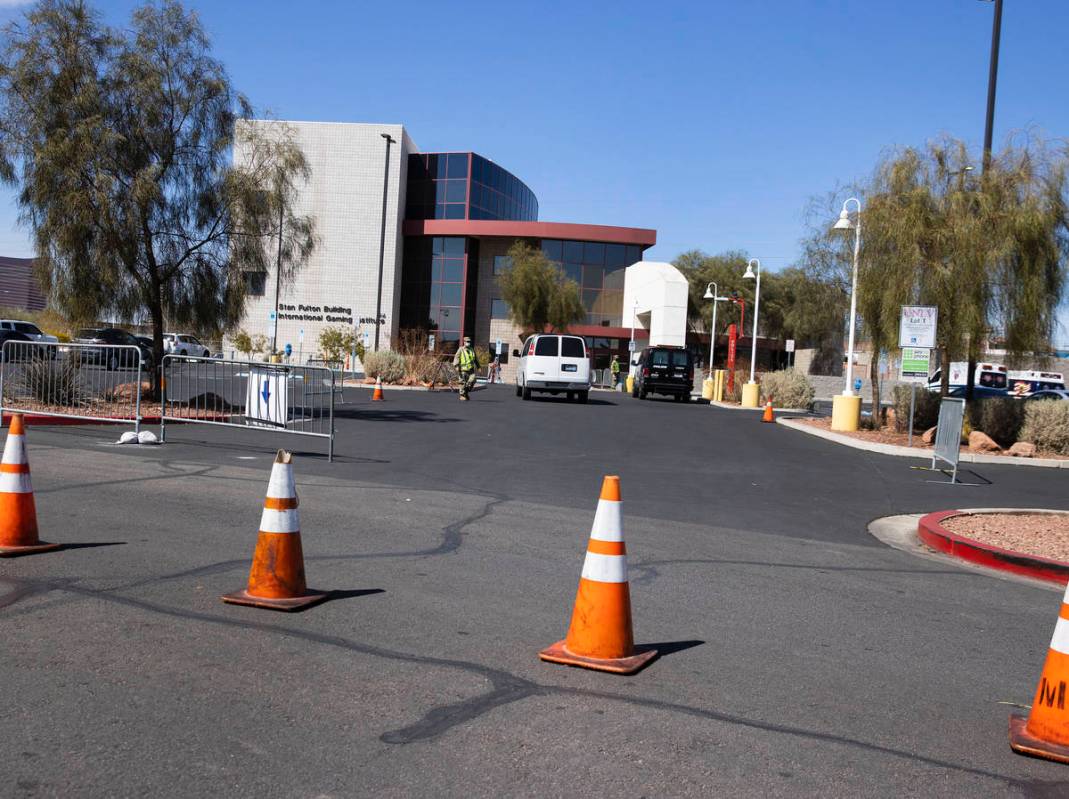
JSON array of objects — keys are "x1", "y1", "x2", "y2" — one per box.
[
  {"x1": 833, "y1": 208, "x2": 855, "y2": 231},
  {"x1": 703, "y1": 283, "x2": 716, "y2": 299},
  {"x1": 742, "y1": 265, "x2": 756, "y2": 280}
]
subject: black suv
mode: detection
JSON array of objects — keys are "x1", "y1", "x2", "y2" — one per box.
[
  {"x1": 73, "y1": 328, "x2": 154, "y2": 370},
  {"x1": 632, "y1": 346, "x2": 694, "y2": 402}
]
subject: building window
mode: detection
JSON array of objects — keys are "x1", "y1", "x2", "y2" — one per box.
[
  {"x1": 491, "y1": 298, "x2": 510, "y2": 319},
  {"x1": 244, "y1": 272, "x2": 267, "y2": 297},
  {"x1": 493, "y1": 255, "x2": 512, "y2": 275}
]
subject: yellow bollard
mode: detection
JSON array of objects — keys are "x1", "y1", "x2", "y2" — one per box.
[
  {"x1": 702, "y1": 377, "x2": 715, "y2": 400},
  {"x1": 830, "y1": 394, "x2": 861, "y2": 431},
  {"x1": 741, "y1": 381, "x2": 760, "y2": 408},
  {"x1": 626, "y1": 375, "x2": 635, "y2": 395},
  {"x1": 714, "y1": 370, "x2": 725, "y2": 402}
]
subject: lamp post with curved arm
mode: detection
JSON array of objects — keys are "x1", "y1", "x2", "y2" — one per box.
[
  {"x1": 831, "y1": 197, "x2": 862, "y2": 430},
  {"x1": 740, "y1": 258, "x2": 761, "y2": 407}
]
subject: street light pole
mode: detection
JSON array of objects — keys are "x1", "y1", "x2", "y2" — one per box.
[
  {"x1": 703, "y1": 282, "x2": 728, "y2": 377},
  {"x1": 982, "y1": 0, "x2": 1003, "y2": 172},
  {"x1": 629, "y1": 298, "x2": 638, "y2": 374},
  {"x1": 834, "y1": 198, "x2": 862, "y2": 396},
  {"x1": 743, "y1": 259, "x2": 761, "y2": 384},
  {"x1": 374, "y1": 133, "x2": 396, "y2": 352},
  {"x1": 271, "y1": 198, "x2": 283, "y2": 355}
]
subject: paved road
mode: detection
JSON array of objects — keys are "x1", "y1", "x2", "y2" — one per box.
[{"x1": 3, "y1": 386, "x2": 1069, "y2": 797}]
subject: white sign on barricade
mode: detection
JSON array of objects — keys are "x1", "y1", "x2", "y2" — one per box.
[
  {"x1": 246, "y1": 365, "x2": 289, "y2": 428},
  {"x1": 899, "y1": 306, "x2": 938, "y2": 348}
]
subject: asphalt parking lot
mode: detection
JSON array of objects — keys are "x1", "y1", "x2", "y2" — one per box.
[{"x1": 3, "y1": 385, "x2": 1069, "y2": 797}]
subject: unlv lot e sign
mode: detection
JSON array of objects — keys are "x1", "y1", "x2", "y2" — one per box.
[{"x1": 899, "y1": 306, "x2": 938, "y2": 349}]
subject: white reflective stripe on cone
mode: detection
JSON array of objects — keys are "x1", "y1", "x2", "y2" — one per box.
[
  {"x1": 0, "y1": 472, "x2": 32, "y2": 494},
  {"x1": 1051, "y1": 616, "x2": 1069, "y2": 656},
  {"x1": 581, "y1": 551, "x2": 628, "y2": 583},
  {"x1": 265, "y1": 464, "x2": 297, "y2": 501},
  {"x1": 260, "y1": 508, "x2": 300, "y2": 534},
  {"x1": 2, "y1": 435, "x2": 28, "y2": 466},
  {"x1": 589, "y1": 500, "x2": 623, "y2": 543}
]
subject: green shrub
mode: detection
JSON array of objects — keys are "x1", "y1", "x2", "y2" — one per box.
[
  {"x1": 759, "y1": 369, "x2": 814, "y2": 409},
  {"x1": 362, "y1": 350, "x2": 405, "y2": 383},
  {"x1": 1020, "y1": 400, "x2": 1069, "y2": 455},
  {"x1": 892, "y1": 384, "x2": 940, "y2": 432},
  {"x1": 232, "y1": 330, "x2": 253, "y2": 357},
  {"x1": 966, "y1": 397, "x2": 1026, "y2": 448},
  {"x1": 319, "y1": 325, "x2": 363, "y2": 365}
]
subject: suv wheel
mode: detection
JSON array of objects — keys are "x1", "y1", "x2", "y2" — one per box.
[{"x1": 577, "y1": 391, "x2": 589, "y2": 404}]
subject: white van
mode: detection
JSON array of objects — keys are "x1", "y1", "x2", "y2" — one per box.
[{"x1": 514, "y1": 334, "x2": 591, "y2": 403}]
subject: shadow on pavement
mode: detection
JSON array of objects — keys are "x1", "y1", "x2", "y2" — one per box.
[
  {"x1": 639, "y1": 639, "x2": 705, "y2": 657},
  {"x1": 336, "y1": 408, "x2": 464, "y2": 423}
]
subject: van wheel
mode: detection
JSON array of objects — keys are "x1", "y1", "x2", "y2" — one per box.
[
  {"x1": 515, "y1": 383, "x2": 521, "y2": 397},
  {"x1": 578, "y1": 391, "x2": 589, "y2": 404},
  {"x1": 639, "y1": 387, "x2": 647, "y2": 400},
  {"x1": 522, "y1": 385, "x2": 531, "y2": 401},
  {"x1": 566, "y1": 391, "x2": 574, "y2": 401}
]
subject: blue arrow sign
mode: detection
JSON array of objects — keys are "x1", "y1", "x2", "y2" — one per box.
[{"x1": 261, "y1": 378, "x2": 271, "y2": 404}]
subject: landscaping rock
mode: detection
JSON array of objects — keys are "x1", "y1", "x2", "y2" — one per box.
[
  {"x1": 921, "y1": 426, "x2": 937, "y2": 445},
  {"x1": 1008, "y1": 441, "x2": 1036, "y2": 458},
  {"x1": 968, "y1": 430, "x2": 1001, "y2": 453}
]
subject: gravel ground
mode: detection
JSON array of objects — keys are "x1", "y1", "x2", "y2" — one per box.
[{"x1": 942, "y1": 512, "x2": 1069, "y2": 561}]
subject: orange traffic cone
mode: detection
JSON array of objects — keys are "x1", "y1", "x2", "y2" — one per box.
[
  {"x1": 539, "y1": 475, "x2": 657, "y2": 674},
  {"x1": 1009, "y1": 580, "x2": 1069, "y2": 763},
  {"x1": 762, "y1": 398, "x2": 774, "y2": 422},
  {"x1": 371, "y1": 377, "x2": 384, "y2": 402},
  {"x1": 0, "y1": 414, "x2": 59, "y2": 557},
  {"x1": 222, "y1": 450, "x2": 327, "y2": 611}
]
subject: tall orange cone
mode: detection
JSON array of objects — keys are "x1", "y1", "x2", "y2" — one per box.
[
  {"x1": 222, "y1": 450, "x2": 327, "y2": 611},
  {"x1": 0, "y1": 414, "x2": 59, "y2": 557},
  {"x1": 371, "y1": 377, "x2": 384, "y2": 402},
  {"x1": 1010, "y1": 580, "x2": 1069, "y2": 763},
  {"x1": 762, "y1": 398, "x2": 774, "y2": 422},
  {"x1": 539, "y1": 475, "x2": 657, "y2": 674}
]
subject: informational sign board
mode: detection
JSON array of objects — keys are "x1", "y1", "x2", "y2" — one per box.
[
  {"x1": 362, "y1": 330, "x2": 371, "y2": 351},
  {"x1": 427, "y1": 333, "x2": 436, "y2": 352},
  {"x1": 899, "y1": 306, "x2": 938, "y2": 348},
  {"x1": 899, "y1": 347, "x2": 931, "y2": 383},
  {"x1": 246, "y1": 366, "x2": 288, "y2": 428},
  {"x1": 628, "y1": 339, "x2": 636, "y2": 352},
  {"x1": 495, "y1": 338, "x2": 502, "y2": 356},
  {"x1": 785, "y1": 339, "x2": 795, "y2": 353}
]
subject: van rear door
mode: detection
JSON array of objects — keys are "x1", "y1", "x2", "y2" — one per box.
[
  {"x1": 560, "y1": 336, "x2": 589, "y2": 384},
  {"x1": 528, "y1": 335, "x2": 560, "y2": 382}
]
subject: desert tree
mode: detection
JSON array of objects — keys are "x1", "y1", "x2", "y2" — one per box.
[{"x1": 496, "y1": 240, "x2": 585, "y2": 338}]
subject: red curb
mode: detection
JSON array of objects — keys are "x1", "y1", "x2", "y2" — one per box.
[{"x1": 917, "y1": 510, "x2": 1069, "y2": 585}]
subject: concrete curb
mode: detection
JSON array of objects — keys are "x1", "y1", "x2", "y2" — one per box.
[
  {"x1": 916, "y1": 509, "x2": 1069, "y2": 585},
  {"x1": 776, "y1": 416, "x2": 1069, "y2": 469},
  {"x1": 708, "y1": 400, "x2": 810, "y2": 413}
]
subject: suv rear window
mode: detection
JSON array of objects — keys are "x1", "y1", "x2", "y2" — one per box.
[
  {"x1": 670, "y1": 350, "x2": 690, "y2": 367},
  {"x1": 560, "y1": 337, "x2": 584, "y2": 358},
  {"x1": 650, "y1": 350, "x2": 670, "y2": 367},
  {"x1": 534, "y1": 337, "x2": 559, "y2": 356}
]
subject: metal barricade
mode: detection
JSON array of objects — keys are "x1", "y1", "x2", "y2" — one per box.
[
  {"x1": 930, "y1": 397, "x2": 966, "y2": 483},
  {"x1": 0, "y1": 340, "x2": 143, "y2": 430},
  {"x1": 159, "y1": 355, "x2": 335, "y2": 461}
]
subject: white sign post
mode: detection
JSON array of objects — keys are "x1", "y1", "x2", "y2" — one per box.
[
  {"x1": 899, "y1": 306, "x2": 938, "y2": 349},
  {"x1": 785, "y1": 338, "x2": 795, "y2": 369},
  {"x1": 246, "y1": 366, "x2": 289, "y2": 428},
  {"x1": 899, "y1": 346, "x2": 932, "y2": 448}
]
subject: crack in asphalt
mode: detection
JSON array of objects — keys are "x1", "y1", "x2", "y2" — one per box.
[
  {"x1": 629, "y1": 557, "x2": 983, "y2": 586},
  {"x1": 0, "y1": 572, "x2": 1055, "y2": 792}
]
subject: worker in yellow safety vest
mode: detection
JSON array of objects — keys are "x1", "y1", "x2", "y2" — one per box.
[{"x1": 452, "y1": 336, "x2": 480, "y2": 400}]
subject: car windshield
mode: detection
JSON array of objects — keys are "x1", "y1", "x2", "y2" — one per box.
[
  {"x1": 13, "y1": 322, "x2": 41, "y2": 335},
  {"x1": 75, "y1": 329, "x2": 100, "y2": 339}
]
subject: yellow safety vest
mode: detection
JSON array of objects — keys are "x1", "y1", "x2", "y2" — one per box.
[{"x1": 458, "y1": 347, "x2": 475, "y2": 370}]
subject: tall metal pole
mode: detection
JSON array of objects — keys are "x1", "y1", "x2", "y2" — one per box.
[
  {"x1": 747, "y1": 259, "x2": 761, "y2": 384},
  {"x1": 272, "y1": 199, "x2": 284, "y2": 354},
  {"x1": 982, "y1": 0, "x2": 1003, "y2": 172},
  {"x1": 840, "y1": 198, "x2": 862, "y2": 396},
  {"x1": 708, "y1": 283, "x2": 718, "y2": 378},
  {"x1": 374, "y1": 133, "x2": 396, "y2": 352}
]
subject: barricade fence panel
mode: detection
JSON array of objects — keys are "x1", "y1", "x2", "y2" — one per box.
[
  {"x1": 0, "y1": 340, "x2": 143, "y2": 430},
  {"x1": 932, "y1": 397, "x2": 966, "y2": 482},
  {"x1": 160, "y1": 355, "x2": 335, "y2": 460}
]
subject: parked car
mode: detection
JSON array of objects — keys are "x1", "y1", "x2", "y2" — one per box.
[
  {"x1": 1027, "y1": 389, "x2": 1069, "y2": 401},
  {"x1": 164, "y1": 333, "x2": 211, "y2": 358},
  {"x1": 513, "y1": 334, "x2": 591, "y2": 402},
  {"x1": 0, "y1": 329, "x2": 47, "y2": 362},
  {"x1": 71, "y1": 328, "x2": 154, "y2": 370},
  {"x1": 631, "y1": 345, "x2": 694, "y2": 402},
  {"x1": 0, "y1": 319, "x2": 59, "y2": 345}
]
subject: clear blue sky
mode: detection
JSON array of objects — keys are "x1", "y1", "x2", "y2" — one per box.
[{"x1": 1, "y1": 0, "x2": 1067, "y2": 342}]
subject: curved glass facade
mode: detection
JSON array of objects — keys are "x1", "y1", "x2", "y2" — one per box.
[{"x1": 405, "y1": 152, "x2": 537, "y2": 222}]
